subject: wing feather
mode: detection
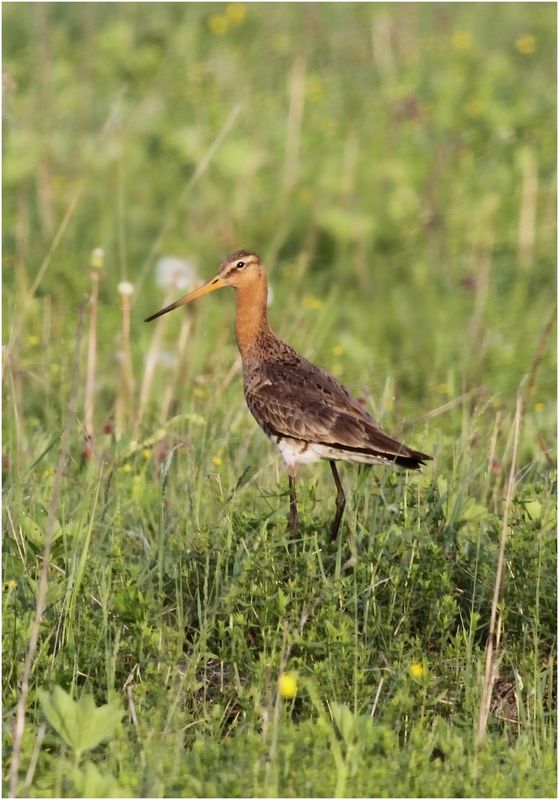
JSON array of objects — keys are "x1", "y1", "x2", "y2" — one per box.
[{"x1": 244, "y1": 359, "x2": 431, "y2": 467}]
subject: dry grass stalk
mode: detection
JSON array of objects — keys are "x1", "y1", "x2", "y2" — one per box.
[
  {"x1": 159, "y1": 313, "x2": 192, "y2": 425},
  {"x1": 411, "y1": 386, "x2": 485, "y2": 427},
  {"x1": 536, "y1": 432, "x2": 555, "y2": 467},
  {"x1": 371, "y1": 12, "x2": 396, "y2": 83},
  {"x1": 520, "y1": 301, "x2": 556, "y2": 472},
  {"x1": 518, "y1": 147, "x2": 538, "y2": 268},
  {"x1": 370, "y1": 677, "x2": 385, "y2": 718},
  {"x1": 116, "y1": 281, "x2": 136, "y2": 438},
  {"x1": 216, "y1": 353, "x2": 242, "y2": 397},
  {"x1": 28, "y1": 181, "x2": 86, "y2": 306},
  {"x1": 525, "y1": 302, "x2": 556, "y2": 400},
  {"x1": 10, "y1": 180, "x2": 85, "y2": 362},
  {"x1": 8, "y1": 304, "x2": 86, "y2": 798},
  {"x1": 23, "y1": 725, "x2": 46, "y2": 790},
  {"x1": 467, "y1": 245, "x2": 492, "y2": 345},
  {"x1": 4, "y1": 346, "x2": 27, "y2": 465},
  {"x1": 477, "y1": 392, "x2": 523, "y2": 747},
  {"x1": 15, "y1": 183, "x2": 31, "y2": 296},
  {"x1": 84, "y1": 248, "x2": 104, "y2": 448},
  {"x1": 487, "y1": 410, "x2": 503, "y2": 515},
  {"x1": 263, "y1": 626, "x2": 290, "y2": 787},
  {"x1": 125, "y1": 684, "x2": 146, "y2": 769},
  {"x1": 133, "y1": 289, "x2": 174, "y2": 438},
  {"x1": 35, "y1": 4, "x2": 54, "y2": 236}
]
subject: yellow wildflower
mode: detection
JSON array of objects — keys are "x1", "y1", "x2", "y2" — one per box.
[
  {"x1": 302, "y1": 296, "x2": 323, "y2": 311},
  {"x1": 143, "y1": 449, "x2": 152, "y2": 459},
  {"x1": 409, "y1": 662, "x2": 425, "y2": 680},
  {"x1": 534, "y1": 402, "x2": 544, "y2": 413},
  {"x1": 26, "y1": 335, "x2": 40, "y2": 347},
  {"x1": 5, "y1": 579, "x2": 17, "y2": 591},
  {"x1": 332, "y1": 345, "x2": 344, "y2": 356},
  {"x1": 278, "y1": 672, "x2": 298, "y2": 699},
  {"x1": 515, "y1": 35, "x2": 536, "y2": 55},
  {"x1": 208, "y1": 14, "x2": 229, "y2": 35},
  {"x1": 212, "y1": 455, "x2": 223, "y2": 467},
  {"x1": 121, "y1": 463, "x2": 132, "y2": 473},
  {"x1": 226, "y1": 3, "x2": 246, "y2": 24},
  {"x1": 452, "y1": 31, "x2": 473, "y2": 51}
]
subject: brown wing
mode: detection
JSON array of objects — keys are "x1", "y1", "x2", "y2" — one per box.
[{"x1": 244, "y1": 359, "x2": 431, "y2": 469}]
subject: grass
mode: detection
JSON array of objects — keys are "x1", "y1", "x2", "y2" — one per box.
[{"x1": 3, "y1": 2, "x2": 557, "y2": 797}]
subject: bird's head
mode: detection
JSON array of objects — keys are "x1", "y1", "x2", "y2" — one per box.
[
  {"x1": 217, "y1": 250, "x2": 264, "y2": 288},
  {"x1": 145, "y1": 249, "x2": 263, "y2": 322}
]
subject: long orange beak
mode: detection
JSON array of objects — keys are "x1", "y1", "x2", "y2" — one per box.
[{"x1": 144, "y1": 274, "x2": 226, "y2": 322}]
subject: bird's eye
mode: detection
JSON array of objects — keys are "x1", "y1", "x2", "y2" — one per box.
[{"x1": 236, "y1": 261, "x2": 246, "y2": 269}]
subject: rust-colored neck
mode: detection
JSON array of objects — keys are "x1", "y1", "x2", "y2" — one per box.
[{"x1": 235, "y1": 273, "x2": 270, "y2": 359}]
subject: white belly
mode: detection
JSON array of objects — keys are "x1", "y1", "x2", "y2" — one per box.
[
  {"x1": 272, "y1": 436, "x2": 322, "y2": 467},
  {"x1": 271, "y1": 434, "x2": 397, "y2": 470}
]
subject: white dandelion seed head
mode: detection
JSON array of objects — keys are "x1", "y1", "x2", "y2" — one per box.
[
  {"x1": 156, "y1": 257, "x2": 198, "y2": 291},
  {"x1": 155, "y1": 350, "x2": 177, "y2": 368},
  {"x1": 118, "y1": 281, "x2": 135, "y2": 297}
]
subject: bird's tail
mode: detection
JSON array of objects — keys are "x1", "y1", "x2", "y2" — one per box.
[{"x1": 392, "y1": 449, "x2": 432, "y2": 470}]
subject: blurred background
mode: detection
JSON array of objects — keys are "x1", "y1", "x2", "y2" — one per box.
[{"x1": 3, "y1": 2, "x2": 556, "y2": 452}]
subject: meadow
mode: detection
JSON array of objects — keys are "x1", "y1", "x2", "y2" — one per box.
[{"x1": 3, "y1": 3, "x2": 557, "y2": 797}]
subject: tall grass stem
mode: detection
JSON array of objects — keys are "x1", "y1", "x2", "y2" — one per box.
[
  {"x1": 159, "y1": 313, "x2": 192, "y2": 425},
  {"x1": 116, "y1": 281, "x2": 136, "y2": 437},
  {"x1": 282, "y1": 55, "x2": 306, "y2": 196},
  {"x1": 84, "y1": 248, "x2": 103, "y2": 447},
  {"x1": 518, "y1": 147, "x2": 538, "y2": 268},
  {"x1": 133, "y1": 289, "x2": 173, "y2": 438},
  {"x1": 477, "y1": 391, "x2": 523, "y2": 747},
  {"x1": 8, "y1": 302, "x2": 86, "y2": 798}
]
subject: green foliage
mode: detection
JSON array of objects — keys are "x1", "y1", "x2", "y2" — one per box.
[
  {"x1": 38, "y1": 687, "x2": 123, "y2": 761},
  {"x1": 2, "y1": 2, "x2": 556, "y2": 797},
  {"x1": 68, "y1": 762, "x2": 124, "y2": 799},
  {"x1": 172, "y1": 708, "x2": 556, "y2": 798}
]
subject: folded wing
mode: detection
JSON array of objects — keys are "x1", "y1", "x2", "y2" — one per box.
[{"x1": 244, "y1": 359, "x2": 431, "y2": 469}]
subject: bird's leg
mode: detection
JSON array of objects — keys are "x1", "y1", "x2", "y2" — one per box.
[
  {"x1": 329, "y1": 461, "x2": 346, "y2": 541},
  {"x1": 288, "y1": 469, "x2": 298, "y2": 537}
]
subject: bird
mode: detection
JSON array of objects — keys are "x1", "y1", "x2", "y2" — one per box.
[{"x1": 145, "y1": 250, "x2": 431, "y2": 540}]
